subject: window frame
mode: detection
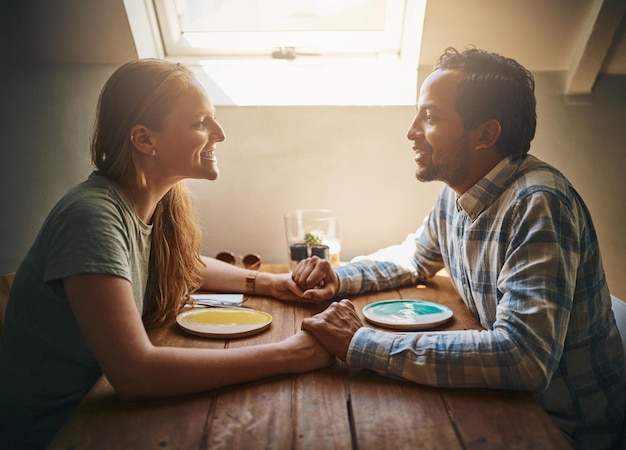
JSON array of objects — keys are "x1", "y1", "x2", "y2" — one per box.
[
  {"x1": 126, "y1": 0, "x2": 426, "y2": 105},
  {"x1": 155, "y1": 0, "x2": 411, "y2": 59}
]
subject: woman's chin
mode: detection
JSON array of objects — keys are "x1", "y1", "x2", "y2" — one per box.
[{"x1": 198, "y1": 161, "x2": 220, "y2": 181}]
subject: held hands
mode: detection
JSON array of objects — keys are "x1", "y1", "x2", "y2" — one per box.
[
  {"x1": 291, "y1": 256, "x2": 339, "y2": 302},
  {"x1": 260, "y1": 272, "x2": 334, "y2": 303},
  {"x1": 301, "y1": 299, "x2": 363, "y2": 362},
  {"x1": 246, "y1": 257, "x2": 339, "y2": 303},
  {"x1": 262, "y1": 272, "x2": 311, "y2": 302},
  {"x1": 272, "y1": 262, "x2": 363, "y2": 364}
]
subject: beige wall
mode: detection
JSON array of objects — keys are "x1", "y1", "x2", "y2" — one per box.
[
  {"x1": 187, "y1": 104, "x2": 442, "y2": 266},
  {"x1": 0, "y1": 67, "x2": 624, "y2": 300}
]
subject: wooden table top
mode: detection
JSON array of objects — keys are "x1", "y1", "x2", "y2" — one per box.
[{"x1": 48, "y1": 264, "x2": 571, "y2": 449}]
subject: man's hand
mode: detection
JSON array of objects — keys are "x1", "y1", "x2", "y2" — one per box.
[
  {"x1": 292, "y1": 256, "x2": 339, "y2": 302},
  {"x1": 301, "y1": 299, "x2": 363, "y2": 361}
]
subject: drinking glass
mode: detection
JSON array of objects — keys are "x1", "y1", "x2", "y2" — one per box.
[{"x1": 284, "y1": 209, "x2": 341, "y2": 270}]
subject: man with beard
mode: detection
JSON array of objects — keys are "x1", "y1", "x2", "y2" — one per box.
[{"x1": 292, "y1": 47, "x2": 625, "y2": 449}]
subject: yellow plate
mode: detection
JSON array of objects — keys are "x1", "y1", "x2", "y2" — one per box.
[{"x1": 176, "y1": 308, "x2": 272, "y2": 338}]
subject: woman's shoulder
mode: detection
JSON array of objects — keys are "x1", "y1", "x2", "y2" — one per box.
[
  {"x1": 42, "y1": 174, "x2": 136, "y2": 236},
  {"x1": 58, "y1": 174, "x2": 127, "y2": 214}
]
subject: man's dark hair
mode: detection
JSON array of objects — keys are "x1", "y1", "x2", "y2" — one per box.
[{"x1": 434, "y1": 47, "x2": 537, "y2": 157}]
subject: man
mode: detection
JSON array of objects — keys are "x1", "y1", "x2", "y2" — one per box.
[{"x1": 293, "y1": 48, "x2": 625, "y2": 449}]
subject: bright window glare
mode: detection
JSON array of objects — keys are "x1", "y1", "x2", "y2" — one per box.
[
  {"x1": 192, "y1": 59, "x2": 418, "y2": 106},
  {"x1": 129, "y1": 0, "x2": 425, "y2": 105}
]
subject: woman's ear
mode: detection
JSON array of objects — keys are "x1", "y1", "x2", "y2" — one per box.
[
  {"x1": 473, "y1": 119, "x2": 501, "y2": 150},
  {"x1": 129, "y1": 125, "x2": 156, "y2": 156}
]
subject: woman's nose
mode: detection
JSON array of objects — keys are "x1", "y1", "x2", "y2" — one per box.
[{"x1": 211, "y1": 122, "x2": 226, "y2": 142}]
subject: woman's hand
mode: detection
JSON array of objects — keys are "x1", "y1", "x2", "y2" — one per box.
[
  {"x1": 258, "y1": 272, "x2": 333, "y2": 303},
  {"x1": 280, "y1": 330, "x2": 335, "y2": 372},
  {"x1": 198, "y1": 255, "x2": 338, "y2": 303},
  {"x1": 257, "y1": 272, "x2": 311, "y2": 302}
]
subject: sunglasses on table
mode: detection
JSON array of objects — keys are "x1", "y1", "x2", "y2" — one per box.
[{"x1": 215, "y1": 251, "x2": 262, "y2": 270}]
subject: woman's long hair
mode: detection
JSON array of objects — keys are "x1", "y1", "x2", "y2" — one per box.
[{"x1": 91, "y1": 59, "x2": 203, "y2": 328}]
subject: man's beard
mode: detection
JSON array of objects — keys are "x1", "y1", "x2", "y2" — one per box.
[{"x1": 415, "y1": 133, "x2": 471, "y2": 187}]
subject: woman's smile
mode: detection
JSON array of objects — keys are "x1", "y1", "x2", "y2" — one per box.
[{"x1": 201, "y1": 148, "x2": 216, "y2": 161}]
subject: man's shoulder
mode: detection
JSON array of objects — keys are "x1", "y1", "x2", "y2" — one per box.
[{"x1": 510, "y1": 155, "x2": 574, "y2": 202}]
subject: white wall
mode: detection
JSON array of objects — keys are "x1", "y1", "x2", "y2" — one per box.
[{"x1": 1, "y1": 65, "x2": 624, "y2": 300}]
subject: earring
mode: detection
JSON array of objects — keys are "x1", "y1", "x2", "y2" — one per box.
[{"x1": 151, "y1": 149, "x2": 157, "y2": 156}]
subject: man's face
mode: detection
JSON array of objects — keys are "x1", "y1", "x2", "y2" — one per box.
[{"x1": 407, "y1": 69, "x2": 473, "y2": 193}]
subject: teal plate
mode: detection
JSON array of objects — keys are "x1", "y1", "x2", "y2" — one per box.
[{"x1": 362, "y1": 299, "x2": 453, "y2": 330}]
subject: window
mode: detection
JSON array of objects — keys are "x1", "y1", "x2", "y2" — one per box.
[{"x1": 127, "y1": 0, "x2": 426, "y2": 105}]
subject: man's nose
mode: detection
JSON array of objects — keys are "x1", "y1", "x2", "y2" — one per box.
[{"x1": 407, "y1": 117, "x2": 421, "y2": 141}]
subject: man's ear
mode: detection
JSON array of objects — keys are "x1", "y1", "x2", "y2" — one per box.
[
  {"x1": 473, "y1": 119, "x2": 501, "y2": 150},
  {"x1": 129, "y1": 125, "x2": 156, "y2": 155}
]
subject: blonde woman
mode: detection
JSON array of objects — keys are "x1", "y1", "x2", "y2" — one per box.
[{"x1": 0, "y1": 59, "x2": 332, "y2": 449}]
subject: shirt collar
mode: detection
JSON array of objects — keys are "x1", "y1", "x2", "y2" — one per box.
[{"x1": 456, "y1": 155, "x2": 526, "y2": 220}]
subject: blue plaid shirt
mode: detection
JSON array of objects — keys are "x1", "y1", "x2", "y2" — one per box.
[{"x1": 336, "y1": 155, "x2": 625, "y2": 449}]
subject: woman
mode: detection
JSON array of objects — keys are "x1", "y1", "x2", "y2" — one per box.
[{"x1": 0, "y1": 59, "x2": 332, "y2": 449}]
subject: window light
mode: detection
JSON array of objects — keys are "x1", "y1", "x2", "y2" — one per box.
[{"x1": 126, "y1": 0, "x2": 426, "y2": 105}]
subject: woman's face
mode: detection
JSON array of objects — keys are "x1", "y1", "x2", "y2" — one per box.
[{"x1": 149, "y1": 79, "x2": 226, "y2": 183}]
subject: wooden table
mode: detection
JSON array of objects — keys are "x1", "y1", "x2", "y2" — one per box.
[{"x1": 48, "y1": 265, "x2": 571, "y2": 449}]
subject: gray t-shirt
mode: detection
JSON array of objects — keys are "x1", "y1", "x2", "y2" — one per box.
[{"x1": 0, "y1": 173, "x2": 152, "y2": 449}]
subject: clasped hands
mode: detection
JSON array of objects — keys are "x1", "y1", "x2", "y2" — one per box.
[{"x1": 291, "y1": 257, "x2": 363, "y2": 362}]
